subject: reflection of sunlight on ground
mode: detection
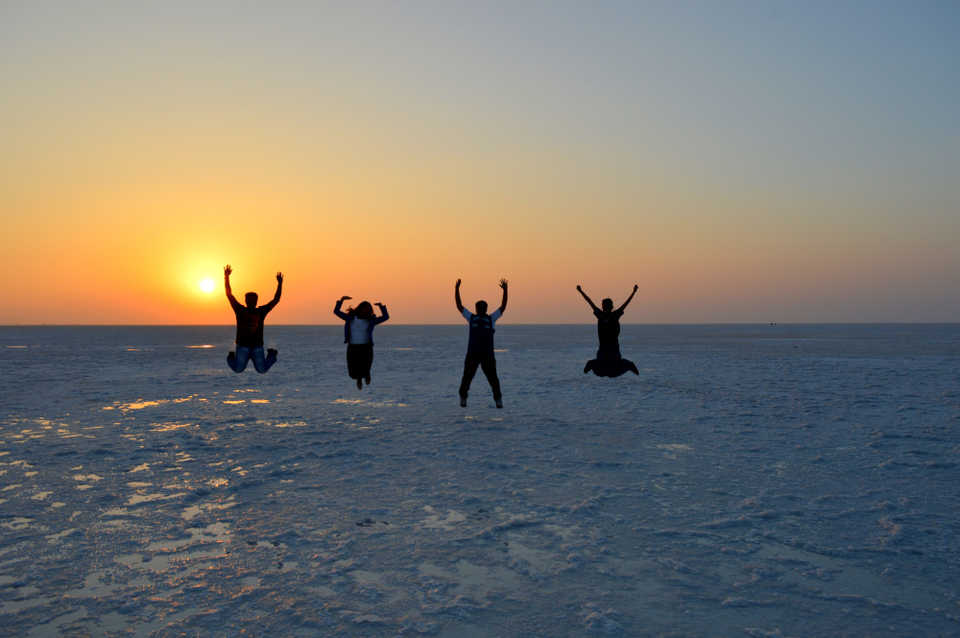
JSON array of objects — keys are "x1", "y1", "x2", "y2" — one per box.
[
  {"x1": 262, "y1": 420, "x2": 307, "y2": 428},
  {"x1": 151, "y1": 422, "x2": 193, "y2": 432},
  {"x1": 105, "y1": 395, "x2": 206, "y2": 411}
]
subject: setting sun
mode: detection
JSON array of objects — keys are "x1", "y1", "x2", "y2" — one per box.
[{"x1": 198, "y1": 278, "x2": 216, "y2": 294}]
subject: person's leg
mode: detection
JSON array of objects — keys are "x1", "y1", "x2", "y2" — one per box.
[
  {"x1": 346, "y1": 345, "x2": 360, "y2": 378},
  {"x1": 479, "y1": 355, "x2": 502, "y2": 405},
  {"x1": 624, "y1": 358, "x2": 639, "y2": 375},
  {"x1": 228, "y1": 346, "x2": 251, "y2": 373},
  {"x1": 361, "y1": 345, "x2": 373, "y2": 385},
  {"x1": 459, "y1": 353, "x2": 481, "y2": 403},
  {"x1": 346, "y1": 345, "x2": 364, "y2": 387},
  {"x1": 251, "y1": 347, "x2": 276, "y2": 373}
]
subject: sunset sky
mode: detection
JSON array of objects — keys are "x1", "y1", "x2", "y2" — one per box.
[{"x1": 2, "y1": 1, "x2": 957, "y2": 324}]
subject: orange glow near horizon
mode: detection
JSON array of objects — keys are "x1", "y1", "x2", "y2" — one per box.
[{"x1": 2, "y1": 4, "x2": 957, "y2": 324}]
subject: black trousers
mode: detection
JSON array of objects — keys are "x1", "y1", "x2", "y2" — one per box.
[
  {"x1": 346, "y1": 344, "x2": 374, "y2": 379},
  {"x1": 459, "y1": 351, "x2": 502, "y2": 400}
]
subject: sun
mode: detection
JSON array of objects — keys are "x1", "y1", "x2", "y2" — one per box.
[{"x1": 198, "y1": 278, "x2": 216, "y2": 294}]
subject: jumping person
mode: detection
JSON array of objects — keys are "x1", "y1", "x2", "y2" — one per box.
[
  {"x1": 333, "y1": 296, "x2": 389, "y2": 390},
  {"x1": 224, "y1": 265, "x2": 283, "y2": 373},
  {"x1": 577, "y1": 284, "x2": 640, "y2": 377},
  {"x1": 455, "y1": 278, "x2": 507, "y2": 408}
]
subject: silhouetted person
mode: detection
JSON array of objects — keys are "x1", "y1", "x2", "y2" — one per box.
[
  {"x1": 333, "y1": 296, "x2": 389, "y2": 389},
  {"x1": 224, "y1": 265, "x2": 282, "y2": 373},
  {"x1": 456, "y1": 278, "x2": 507, "y2": 408},
  {"x1": 577, "y1": 284, "x2": 640, "y2": 377}
]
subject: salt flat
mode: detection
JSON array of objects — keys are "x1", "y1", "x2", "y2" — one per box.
[{"x1": 1, "y1": 325, "x2": 959, "y2": 637}]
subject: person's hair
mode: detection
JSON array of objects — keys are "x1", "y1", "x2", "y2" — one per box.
[
  {"x1": 475, "y1": 300, "x2": 488, "y2": 315},
  {"x1": 601, "y1": 298, "x2": 614, "y2": 311},
  {"x1": 245, "y1": 292, "x2": 259, "y2": 307},
  {"x1": 350, "y1": 301, "x2": 374, "y2": 320}
]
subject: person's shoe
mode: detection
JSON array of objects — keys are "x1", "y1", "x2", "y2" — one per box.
[
  {"x1": 356, "y1": 378, "x2": 363, "y2": 390},
  {"x1": 495, "y1": 398, "x2": 503, "y2": 409},
  {"x1": 365, "y1": 374, "x2": 371, "y2": 385},
  {"x1": 460, "y1": 397, "x2": 467, "y2": 408},
  {"x1": 267, "y1": 348, "x2": 278, "y2": 359},
  {"x1": 583, "y1": 361, "x2": 592, "y2": 374}
]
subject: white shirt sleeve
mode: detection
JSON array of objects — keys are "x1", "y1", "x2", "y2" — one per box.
[
  {"x1": 461, "y1": 308, "x2": 473, "y2": 321},
  {"x1": 490, "y1": 309, "x2": 502, "y2": 323}
]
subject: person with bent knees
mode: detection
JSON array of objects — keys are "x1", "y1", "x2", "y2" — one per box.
[{"x1": 224, "y1": 265, "x2": 282, "y2": 373}]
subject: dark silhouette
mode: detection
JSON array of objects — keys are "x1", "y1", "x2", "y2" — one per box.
[
  {"x1": 224, "y1": 265, "x2": 282, "y2": 373},
  {"x1": 455, "y1": 278, "x2": 507, "y2": 408},
  {"x1": 577, "y1": 284, "x2": 640, "y2": 377},
  {"x1": 334, "y1": 296, "x2": 389, "y2": 389}
]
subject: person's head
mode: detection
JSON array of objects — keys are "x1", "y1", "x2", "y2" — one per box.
[
  {"x1": 601, "y1": 298, "x2": 614, "y2": 312},
  {"x1": 474, "y1": 300, "x2": 488, "y2": 315},
  {"x1": 353, "y1": 301, "x2": 374, "y2": 319},
  {"x1": 245, "y1": 292, "x2": 259, "y2": 308}
]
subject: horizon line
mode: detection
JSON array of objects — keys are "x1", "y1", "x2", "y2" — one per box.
[{"x1": 2, "y1": 322, "x2": 958, "y2": 328}]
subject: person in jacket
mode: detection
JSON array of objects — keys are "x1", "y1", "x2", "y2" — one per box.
[{"x1": 334, "y1": 296, "x2": 389, "y2": 389}]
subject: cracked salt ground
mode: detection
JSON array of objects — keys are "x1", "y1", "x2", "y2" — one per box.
[{"x1": 1, "y1": 324, "x2": 959, "y2": 636}]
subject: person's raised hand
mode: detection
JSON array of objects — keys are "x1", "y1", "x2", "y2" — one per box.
[
  {"x1": 499, "y1": 278, "x2": 508, "y2": 290},
  {"x1": 340, "y1": 295, "x2": 352, "y2": 302},
  {"x1": 277, "y1": 272, "x2": 283, "y2": 283},
  {"x1": 633, "y1": 284, "x2": 639, "y2": 293},
  {"x1": 455, "y1": 278, "x2": 462, "y2": 288},
  {"x1": 576, "y1": 284, "x2": 582, "y2": 292},
  {"x1": 224, "y1": 265, "x2": 232, "y2": 276}
]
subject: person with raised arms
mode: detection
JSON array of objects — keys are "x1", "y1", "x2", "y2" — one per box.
[
  {"x1": 333, "y1": 296, "x2": 390, "y2": 390},
  {"x1": 224, "y1": 265, "x2": 282, "y2": 373},
  {"x1": 577, "y1": 284, "x2": 640, "y2": 377},
  {"x1": 455, "y1": 278, "x2": 508, "y2": 408}
]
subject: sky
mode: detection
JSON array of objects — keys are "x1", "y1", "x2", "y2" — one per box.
[{"x1": 2, "y1": 1, "x2": 958, "y2": 324}]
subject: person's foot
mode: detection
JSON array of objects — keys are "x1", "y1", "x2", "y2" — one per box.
[
  {"x1": 365, "y1": 374, "x2": 371, "y2": 385},
  {"x1": 495, "y1": 398, "x2": 503, "y2": 409},
  {"x1": 460, "y1": 397, "x2": 467, "y2": 408},
  {"x1": 267, "y1": 348, "x2": 278, "y2": 359},
  {"x1": 583, "y1": 361, "x2": 593, "y2": 374},
  {"x1": 356, "y1": 378, "x2": 363, "y2": 390}
]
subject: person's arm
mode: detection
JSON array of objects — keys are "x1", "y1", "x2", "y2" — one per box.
[
  {"x1": 333, "y1": 295, "x2": 352, "y2": 320},
  {"x1": 576, "y1": 285, "x2": 599, "y2": 312},
  {"x1": 497, "y1": 278, "x2": 508, "y2": 314},
  {"x1": 374, "y1": 302, "x2": 389, "y2": 324},
  {"x1": 224, "y1": 265, "x2": 242, "y2": 312},
  {"x1": 616, "y1": 284, "x2": 639, "y2": 313},
  {"x1": 454, "y1": 279, "x2": 464, "y2": 313},
  {"x1": 261, "y1": 272, "x2": 283, "y2": 312}
]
